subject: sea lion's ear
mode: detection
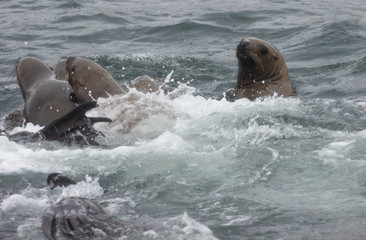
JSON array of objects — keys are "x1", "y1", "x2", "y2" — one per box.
[{"x1": 273, "y1": 55, "x2": 278, "y2": 60}]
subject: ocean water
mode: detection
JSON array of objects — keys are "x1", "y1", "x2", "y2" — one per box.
[{"x1": 1, "y1": 0, "x2": 366, "y2": 239}]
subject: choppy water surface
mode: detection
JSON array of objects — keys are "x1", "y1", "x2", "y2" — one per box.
[{"x1": 1, "y1": 0, "x2": 366, "y2": 239}]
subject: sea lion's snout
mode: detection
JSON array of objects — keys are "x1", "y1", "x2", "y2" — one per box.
[{"x1": 238, "y1": 40, "x2": 250, "y2": 50}]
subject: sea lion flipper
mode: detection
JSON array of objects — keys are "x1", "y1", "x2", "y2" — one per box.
[
  {"x1": 42, "y1": 209, "x2": 57, "y2": 240},
  {"x1": 88, "y1": 117, "x2": 113, "y2": 124},
  {"x1": 39, "y1": 101, "x2": 111, "y2": 143}
]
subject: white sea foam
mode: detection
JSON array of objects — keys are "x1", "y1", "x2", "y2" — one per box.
[
  {"x1": 59, "y1": 175, "x2": 104, "y2": 200},
  {"x1": 145, "y1": 212, "x2": 218, "y2": 240},
  {"x1": 9, "y1": 122, "x2": 42, "y2": 135},
  {"x1": 0, "y1": 136, "x2": 87, "y2": 174},
  {"x1": 2, "y1": 83, "x2": 366, "y2": 240},
  {"x1": 89, "y1": 88, "x2": 176, "y2": 137},
  {"x1": 0, "y1": 89, "x2": 305, "y2": 177},
  {"x1": 0, "y1": 194, "x2": 48, "y2": 213},
  {"x1": 102, "y1": 197, "x2": 137, "y2": 215}
]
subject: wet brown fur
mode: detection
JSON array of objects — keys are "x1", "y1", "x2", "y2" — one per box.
[
  {"x1": 226, "y1": 37, "x2": 293, "y2": 101},
  {"x1": 66, "y1": 57, "x2": 126, "y2": 103},
  {"x1": 16, "y1": 57, "x2": 76, "y2": 126}
]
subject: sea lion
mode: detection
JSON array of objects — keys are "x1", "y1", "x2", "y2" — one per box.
[
  {"x1": 226, "y1": 37, "x2": 293, "y2": 101},
  {"x1": 129, "y1": 75, "x2": 173, "y2": 94},
  {"x1": 14, "y1": 57, "x2": 111, "y2": 144},
  {"x1": 42, "y1": 197, "x2": 139, "y2": 239},
  {"x1": 2, "y1": 58, "x2": 69, "y2": 132},
  {"x1": 16, "y1": 57, "x2": 77, "y2": 126},
  {"x1": 66, "y1": 57, "x2": 126, "y2": 103},
  {"x1": 129, "y1": 75, "x2": 159, "y2": 94}
]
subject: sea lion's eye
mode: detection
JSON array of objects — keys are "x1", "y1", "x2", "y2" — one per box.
[{"x1": 260, "y1": 45, "x2": 268, "y2": 54}]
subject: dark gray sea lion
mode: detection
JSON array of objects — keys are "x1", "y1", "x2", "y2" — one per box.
[
  {"x1": 47, "y1": 173, "x2": 76, "y2": 189},
  {"x1": 42, "y1": 197, "x2": 137, "y2": 239},
  {"x1": 16, "y1": 57, "x2": 77, "y2": 126},
  {"x1": 226, "y1": 37, "x2": 293, "y2": 101},
  {"x1": 66, "y1": 57, "x2": 127, "y2": 102},
  {"x1": 8, "y1": 101, "x2": 111, "y2": 145}
]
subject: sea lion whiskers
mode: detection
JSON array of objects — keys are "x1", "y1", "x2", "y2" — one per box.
[{"x1": 7, "y1": 62, "x2": 17, "y2": 83}]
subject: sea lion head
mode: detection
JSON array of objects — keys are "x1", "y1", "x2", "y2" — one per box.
[
  {"x1": 16, "y1": 57, "x2": 54, "y2": 100},
  {"x1": 66, "y1": 57, "x2": 125, "y2": 103},
  {"x1": 236, "y1": 37, "x2": 290, "y2": 89}
]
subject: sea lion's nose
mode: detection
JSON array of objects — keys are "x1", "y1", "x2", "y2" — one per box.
[{"x1": 239, "y1": 40, "x2": 249, "y2": 49}]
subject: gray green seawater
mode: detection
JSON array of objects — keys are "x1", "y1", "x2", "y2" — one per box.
[{"x1": 1, "y1": 0, "x2": 366, "y2": 239}]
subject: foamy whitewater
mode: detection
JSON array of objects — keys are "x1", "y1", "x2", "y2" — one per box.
[{"x1": 3, "y1": 81, "x2": 366, "y2": 238}]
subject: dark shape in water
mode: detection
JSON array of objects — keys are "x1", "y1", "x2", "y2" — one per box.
[
  {"x1": 47, "y1": 173, "x2": 76, "y2": 189},
  {"x1": 42, "y1": 197, "x2": 132, "y2": 240},
  {"x1": 8, "y1": 101, "x2": 111, "y2": 145}
]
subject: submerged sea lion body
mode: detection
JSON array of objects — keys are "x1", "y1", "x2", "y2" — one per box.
[
  {"x1": 42, "y1": 196, "x2": 139, "y2": 239},
  {"x1": 66, "y1": 57, "x2": 126, "y2": 102},
  {"x1": 226, "y1": 37, "x2": 293, "y2": 101}
]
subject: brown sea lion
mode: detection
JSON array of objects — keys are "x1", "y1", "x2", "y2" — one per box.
[
  {"x1": 129, "y1": 75, "x2": 159, "y2": 94},
  {"x1": 1, "y1": 58, "x2": 69, "y2": 133},
  {"x1": 13, "y1": 57, "x2": 111, "y2": 144},
  {"x1": 66, "y1": 57, "x2": 127, "y2": 102},
  {"x1": 16, "y1": 57, "x2": 77, "y2": 126},
  {"x1": 226, "y1": 37, "x2": 293, "y2": 101}
]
